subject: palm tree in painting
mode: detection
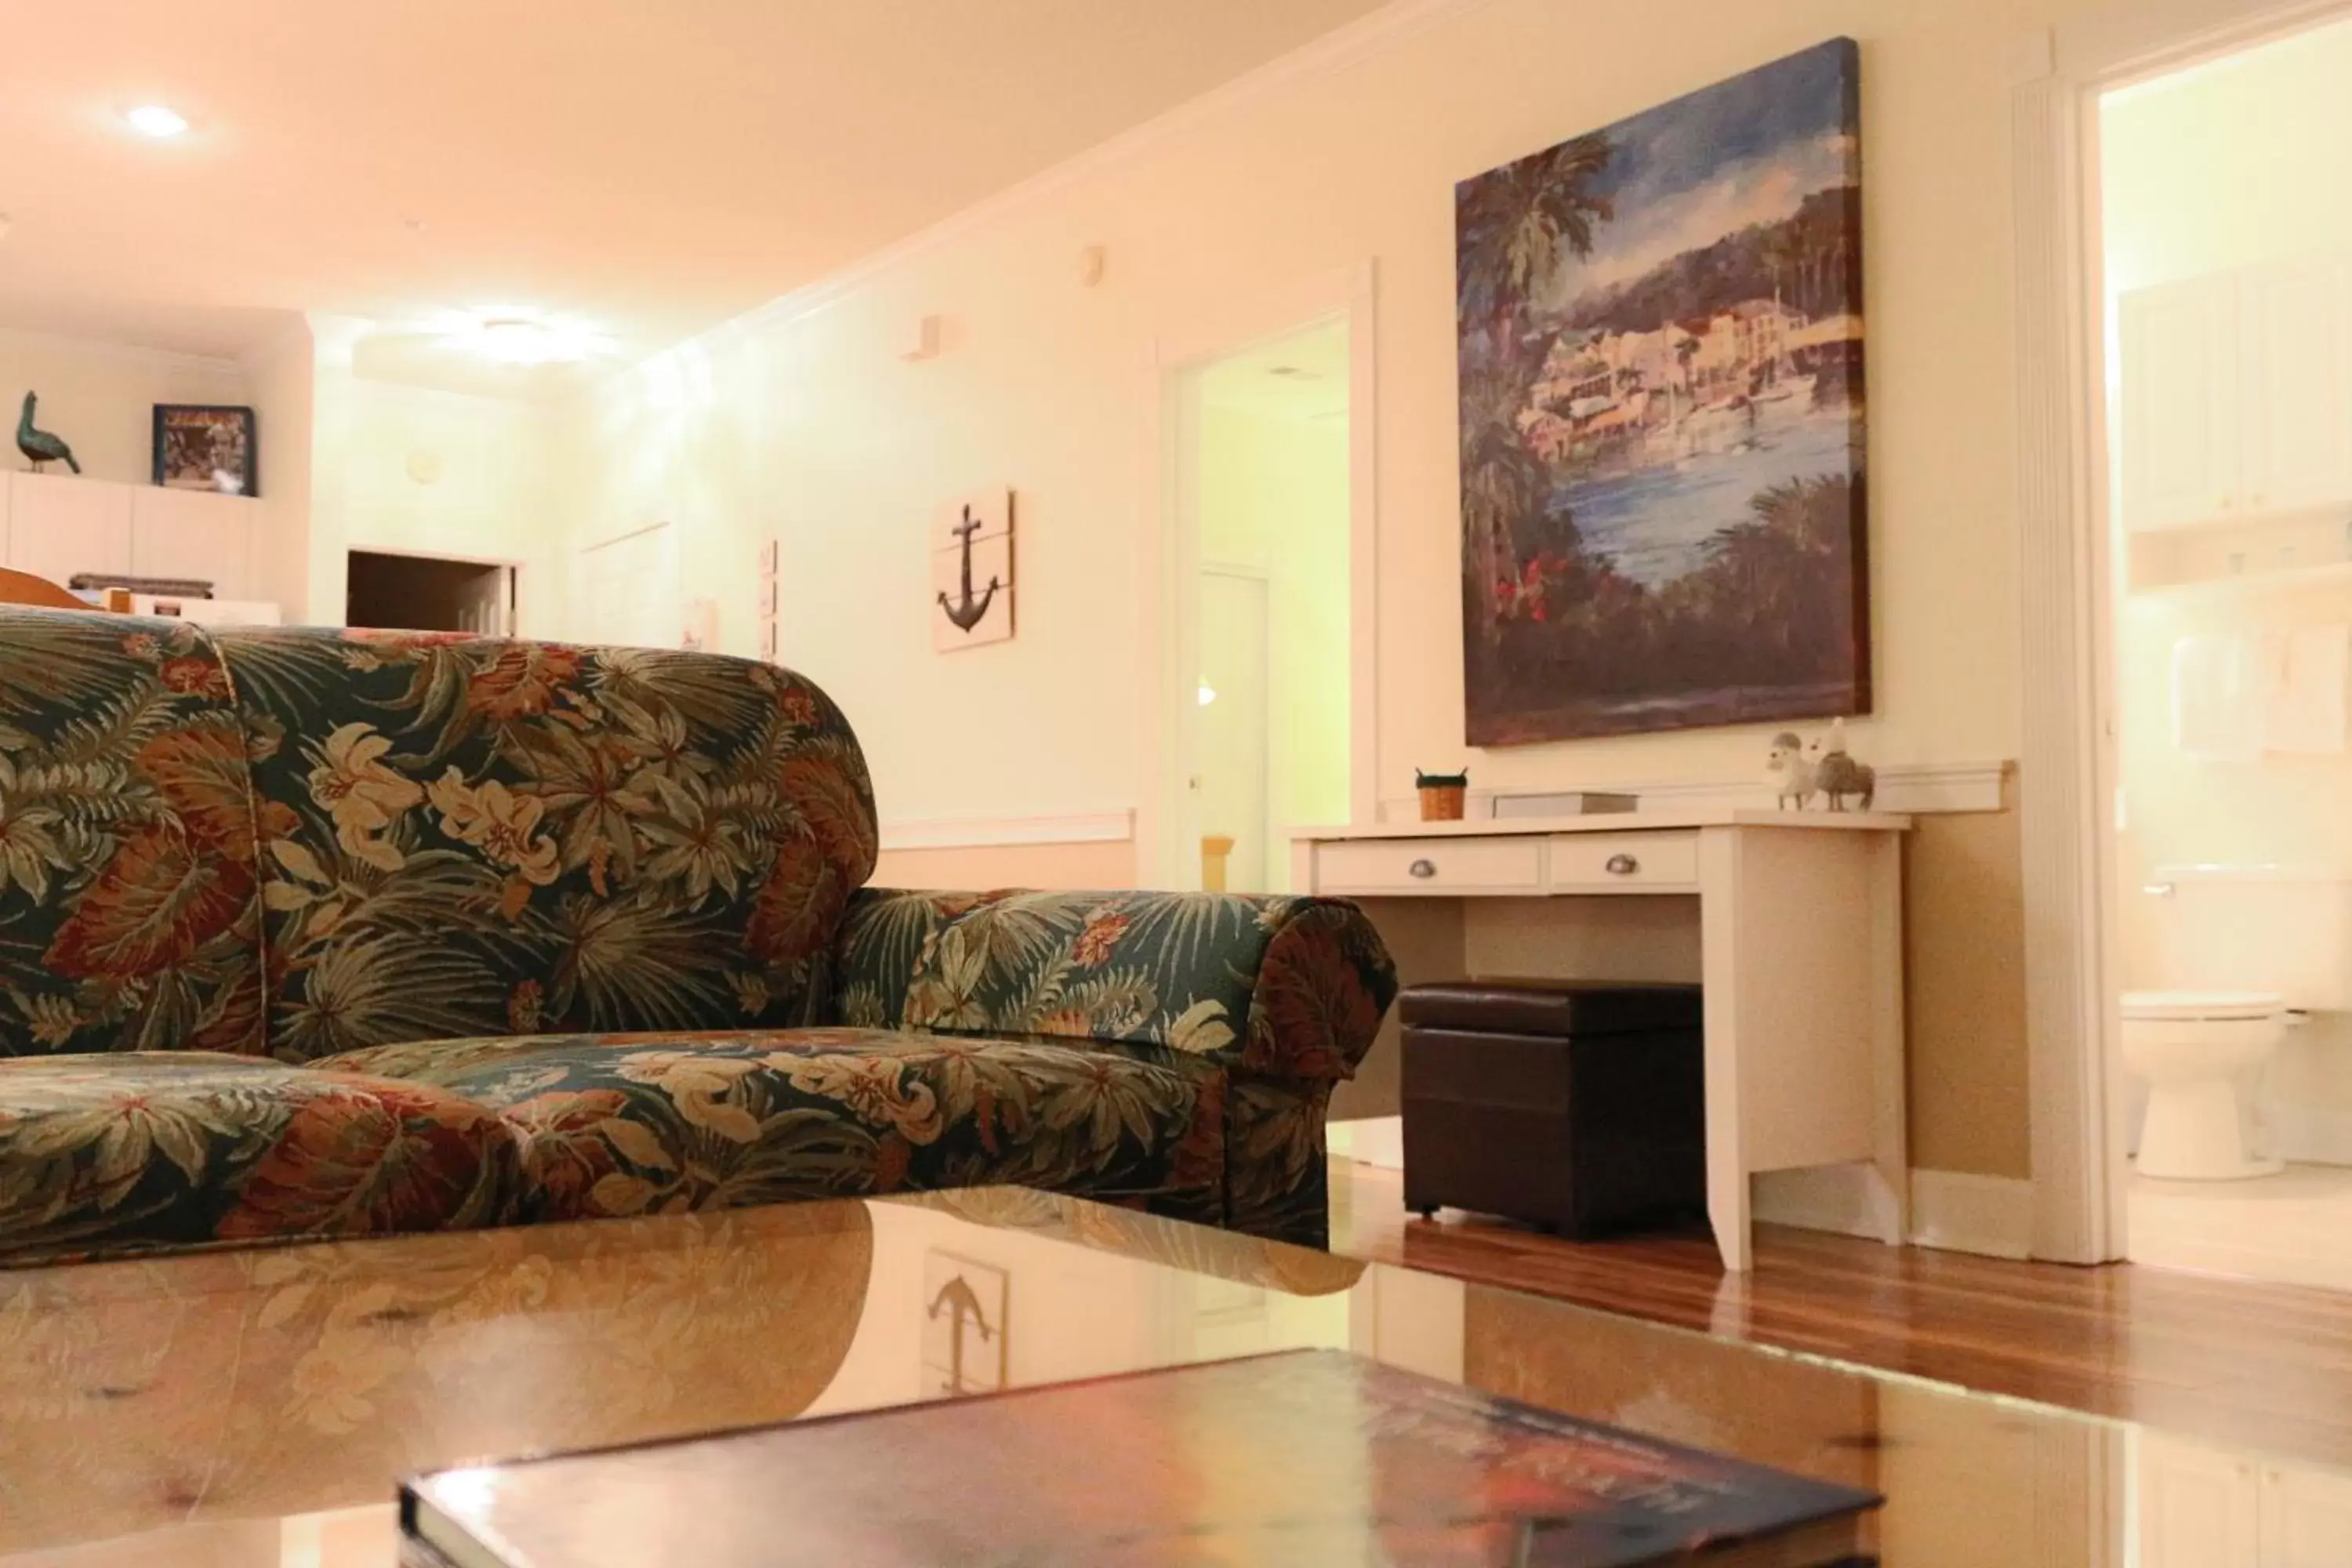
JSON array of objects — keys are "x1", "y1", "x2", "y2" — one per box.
[{"x1": 1457, "y1": 132, "x2": 1613, "y2": 634}]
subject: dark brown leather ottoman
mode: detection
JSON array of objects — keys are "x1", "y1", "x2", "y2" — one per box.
[{"x1": 1399, "y1": 979, "x2": 1704, "y2": 1238}]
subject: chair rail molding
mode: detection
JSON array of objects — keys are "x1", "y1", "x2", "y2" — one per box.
[
  {"x1": 1373, "y1": 759, "x2": 2009, "y2": 826},
  {"x1": 877, "y1": 810, "x2": 1135, "y2": 854}
]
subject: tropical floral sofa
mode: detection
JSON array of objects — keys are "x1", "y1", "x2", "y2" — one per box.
[{"x1": 0, "y1": 608, "x2": 1396, "y2": 1265}]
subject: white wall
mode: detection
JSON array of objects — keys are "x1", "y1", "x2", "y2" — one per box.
[
  {"x1": 0, "y1": 327, "x2": 249, "y2": 487},
  {"x1": 548, "y1": 0, "x2": 2331, "y2": 1180},
  {"x1": 243, "y1": 322, "x2": 314, "y2": 618},
  {"x1": 344, "y1": 378, "x2": 561, "y2": 634},
  {"x1": 554, "y1": 0, "x2": 2042, "y2": 825}
]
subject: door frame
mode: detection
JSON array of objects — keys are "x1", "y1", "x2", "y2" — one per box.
[
  {"x1": 2014, "y1": 0, "x2": 2352, "y2": 1261},
  {"x1": 1142, "y1": 260, "x2": 1379, "y2": 888},
  {"x1": 342, "y1": 545, "x2": 521, "y2": 636}
]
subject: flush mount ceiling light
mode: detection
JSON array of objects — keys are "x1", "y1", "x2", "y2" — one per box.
[
  {"x1": 441, "y1": 308, "x2": 610, "y2": 366},
  {"x1": 124, "y1": 104, "x2": 190, "y2": 139}
]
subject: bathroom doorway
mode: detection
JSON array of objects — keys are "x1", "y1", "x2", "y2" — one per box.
[{"x1": 2096, "y1": 13, "x2": 2352, "y2": 1292}]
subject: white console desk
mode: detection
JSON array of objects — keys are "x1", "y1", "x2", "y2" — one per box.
[{"x1": 1291, "y1": 808, "x2": 1911, "y2": 1272}]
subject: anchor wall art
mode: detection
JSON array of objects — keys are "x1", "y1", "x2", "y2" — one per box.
[
  {"x1": 932, "y1": 489, "x2": 1015, "y2": 651},
  {"x1": 1457, "y1": 37, "x2": 1869, "y2": 745}
]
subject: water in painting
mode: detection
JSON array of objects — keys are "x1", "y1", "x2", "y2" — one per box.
[{"x1": 1457, "y1": 38, "x2": 1867, "y2": 744}]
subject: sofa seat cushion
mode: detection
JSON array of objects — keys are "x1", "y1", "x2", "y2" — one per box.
[
  {"x1": 317, "y1": 1028, "x2": 1228, "y2": 1224},
  {"x1": 0, "y1": 1054, "x2": 521, "y2": 1265}
]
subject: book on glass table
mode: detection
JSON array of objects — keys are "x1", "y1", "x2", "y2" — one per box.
[{"x1": 401, "y1": 1348, "x2": 1880, "y2": 1568}]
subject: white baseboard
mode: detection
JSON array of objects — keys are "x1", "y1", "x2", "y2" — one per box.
[
  {"x1": 1755, "y1": 1164, "x2": 2034, "y2": 1259},
  {"x1": 1331, "y1": 1115, "x2": 1404, "y2": 1170},
  {"x1": 1338, "y1": 1131, "x2": 2037, "y2": 1260}
]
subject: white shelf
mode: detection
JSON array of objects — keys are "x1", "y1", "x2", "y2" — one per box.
[{"x1": 2131, "y1": 558, "x2": 2352, "y2": 604}]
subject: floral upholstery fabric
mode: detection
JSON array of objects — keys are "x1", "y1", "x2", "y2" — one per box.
[
  {"x1": 212, "y1": 627, "x2": 879, "y2": 1062},
  {"x1": 315, "y1": 1027, "x2": 1226, "y2": 1226},
  {"x1": 833, "y1": 889, "x2": 1398, "y2": 1082},
  {"x1": 0, "y1": 611, "x2": 269, "y2": 1059},
  {"x1": 0, "y1": 1053, "x2": 520, "y2": 1265},
  {"x1": 0, "y1": 611, "x2": 1399, "y2": 1261}
]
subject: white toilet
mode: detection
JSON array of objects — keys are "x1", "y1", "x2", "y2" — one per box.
[{"x1": 2122, "y1": 866, "x2": 2350, "y2": 1181}]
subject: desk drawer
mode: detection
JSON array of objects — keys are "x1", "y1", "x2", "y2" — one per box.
[
  {"x1": 1315, "y1": 838, "x2": 1544, "y2": 895},
  {"x1": 1547, "y1": 832, "x2": 1699, "y2": 893}
]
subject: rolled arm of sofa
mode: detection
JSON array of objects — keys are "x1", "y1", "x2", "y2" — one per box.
[{"x1": 829, "y1": 888, "x2": 1397, "y2": 1083}]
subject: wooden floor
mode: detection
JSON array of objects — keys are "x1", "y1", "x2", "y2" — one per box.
[{"x1": 1329, "y1": 1160, "x2": 2352, "y2": 1468}]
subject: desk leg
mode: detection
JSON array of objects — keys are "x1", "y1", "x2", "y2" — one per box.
[{"x1": 1699, "y1": 829, "x2": 1752, "y2": 1272}]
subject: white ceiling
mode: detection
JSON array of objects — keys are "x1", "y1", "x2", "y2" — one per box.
[{"x1": 0, "y1": 0, "x2": 1389, "y2": 394}]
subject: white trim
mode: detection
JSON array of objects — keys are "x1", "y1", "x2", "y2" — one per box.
[
  {"x1": 1374, "y1": 759, "x2": 2009, "y2": 824},
  {"x1": 877, "y1": 810, "x2": 1135, "y2": 854},
  {"x1": 0, "y1": 321, "x2": 251, "y2": 379},
  {"x1": 1907, "y1": 1170, "x2": 2037, "y2": 1260},
  {"x1": 1752, "y1": 1164, "x2": 2034, "y2": 1259},
  {"x1": 1331, "y1": 1114, "x2": 1405, "y2": 1169},
  {"x1": 2013, "y1": 1, "x2": 2352, "y2": 1269},
  {"x1": 579, "y1": 0, "x2": 1484, "y2": 390},
  {"x1": 2014, "y1": 57, "x2": 2121, "y2": 1271}
]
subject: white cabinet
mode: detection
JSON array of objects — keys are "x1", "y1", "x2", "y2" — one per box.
[
  {"x1": 4, "y1": 471, "x2": 132, "y2": 586},
  {"x1": 2239, "y1": 260, "x2": 2352, "y2": 516},
  {"x1": 2122, "y1": 274, "x2": 2239, "y2": 531},
  {"x1": 2122, "y1": 261, "x2": 2352, "y2": 532},
  {"x1": 2263, "y1": 1461, "x2": 2352, "y2": 1568},
  {"x1": 2136, "y1": 1432, "x2": 2352, "y2": 1568},
  {"x1": 2139, "y1": 1434, "x2": 2262, "y2": 1568},
  {"x1": 130, "y1": 487, "x2": 255, "y2": 598},
  {"x1": 0, "y1": 473, "x2": 260, "y2": 599}
]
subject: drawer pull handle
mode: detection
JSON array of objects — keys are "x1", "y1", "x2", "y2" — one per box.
[
  {"x1": 1605, "y1": 854, "x2": 1639, "y2": 876},
  {"x1": 1408, "y1": 858, "x2": 1437, "y2": 880}
]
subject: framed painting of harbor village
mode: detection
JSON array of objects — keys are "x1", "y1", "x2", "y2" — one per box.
[{"x1": 1456, "y1": 37, "x2": 1867, "y2": 744}]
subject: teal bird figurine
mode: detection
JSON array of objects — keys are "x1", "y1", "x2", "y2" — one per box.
[{"x1": 16, "y1": 393, "x2": 80, "y2": 474}]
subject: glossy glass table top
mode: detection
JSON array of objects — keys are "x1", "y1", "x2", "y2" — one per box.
[{"x1": 0, "y1": 1188, "x2": 2343, "y2": 1566}]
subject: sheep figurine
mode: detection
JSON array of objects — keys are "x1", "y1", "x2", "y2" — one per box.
[
  {"x1": 1806, "y1": 719, "x2": 1876, "y2": 811},
  {"x1": 1762, "y1": 731, "x2": 1814, "y2": 811}
]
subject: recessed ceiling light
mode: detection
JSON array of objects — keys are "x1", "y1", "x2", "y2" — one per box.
[
  {"x1": 441, "y1": 307, "x2": 610, "y2": 366},
  {"x1": 124, "y1": 104, "x2": 190, "y2": 139}
]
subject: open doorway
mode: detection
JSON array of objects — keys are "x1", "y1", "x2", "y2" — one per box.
[
  {"x1": 346, "y1": 550, "x2": 514, "y2": 634},
  {"x1": 2095, "y1": 13, "x2": 2352, "y2": 1293},
  {"x1": 1175, "y1": 318, "x2": 1352, "y2": 894}
]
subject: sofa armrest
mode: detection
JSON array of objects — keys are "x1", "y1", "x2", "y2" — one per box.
[{"x1": 829, "y1": 888, "x2": 1397, "y2": 1084}]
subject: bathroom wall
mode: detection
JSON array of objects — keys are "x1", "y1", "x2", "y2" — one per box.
[{"x1": 2103, "y1": 19, "x2": 2352, "y2": 1163}]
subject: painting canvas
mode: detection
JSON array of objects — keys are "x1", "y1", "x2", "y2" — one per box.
[
  {"x1": 152, "y1": 404, "x2": 258, "y2": 496},
  {"x1": 1456, "y1": 38, "x2": 1867, "y2": 745}
]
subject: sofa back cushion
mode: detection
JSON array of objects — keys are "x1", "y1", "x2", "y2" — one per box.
[
  {"x1": 214, "y1": 627, "x2": 877, "y2": 1061},
  {"x1": 0, "y1": 609, "x2": 270, "y2": 1057}
]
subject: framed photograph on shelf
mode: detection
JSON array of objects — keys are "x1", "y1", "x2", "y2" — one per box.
[{"x1": 153, "y1": 405, "x2": 259, "y2": 496}]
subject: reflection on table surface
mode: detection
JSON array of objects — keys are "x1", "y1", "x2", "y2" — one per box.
[{"x1": 1, "y1": 1187, "x2": 2343, "y2": 1566}]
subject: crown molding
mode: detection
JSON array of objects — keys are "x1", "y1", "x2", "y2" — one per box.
[
  {"x1": 0, "y1": 321, "x2": 248, "y2": 379},
  {"x1": 574, "y1": 0, "x2": 1491, "y2": 402}
]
